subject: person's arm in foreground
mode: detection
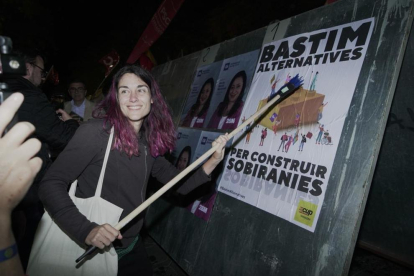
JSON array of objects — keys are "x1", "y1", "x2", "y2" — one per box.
[{"x1": 0, "y1": 93, "x2": 42, "y2": 276}]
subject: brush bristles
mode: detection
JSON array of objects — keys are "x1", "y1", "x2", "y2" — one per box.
[
  {"x1": 268, "y1": 73, "x2": 303, "y2": 102},
  {"x1": 289, "y1": 74, "x2": 304, "y2": 88}
]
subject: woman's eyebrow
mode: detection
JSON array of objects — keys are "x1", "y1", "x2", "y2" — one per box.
[
  {"x1": 118, "y1": 84, "x2": 149, "y2": 90},
  {"x1": 137, "y1": 84, "x2": 149, "y2": 89}
]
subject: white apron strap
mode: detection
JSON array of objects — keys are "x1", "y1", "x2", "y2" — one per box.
[
  {"x1": 68, "y1": 127, "x2": 114, "y2": 198},
  {"x1": 94, "y1": 127, "x2": 114, "y2": 197},
  {"x1": 68, "y1": 180, "x2": 77, "y2": 196}
]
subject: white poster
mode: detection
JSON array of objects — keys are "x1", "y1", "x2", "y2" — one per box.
[
  {"x1": 218, "y1": 18, "x2": 374, "y2": 232},
  {"x1": 205, "y1": 50, "x2": 260, "y2": 130},
  {"x1": 179, "y1": 62, "x2": 222, "y2": 128},
  {"x1": 170, "y1": 129, "x2": 233, "y2": 221},
  {"x1": 172, "y1": 128, "x2": 202, "y2": 171},
  {"x1": 185, "y1": 131, "x2": 233, "y2": 221}
]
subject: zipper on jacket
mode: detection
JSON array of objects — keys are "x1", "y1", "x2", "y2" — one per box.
[{"x1": 141, "y1": 146, "x2": 148, "y2": 202}]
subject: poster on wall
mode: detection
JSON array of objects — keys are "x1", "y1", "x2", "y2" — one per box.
[
  {"x1": 185, "y1": 131, "x2": 233, "y2": 221},
  {"x1": 205, "y1": 50, "x2": 260, "y2": 130},
  {"x1": 171, "y1": 128, "x2": 202, "y2": 171},
  {"x1": 179, "y1": 61, "x2": 222, "y2": 128},
  {"x1": 169, "y1": 128, "x2": 233, "y2": 221},
  {"x1": 218, "y1": 18, "x2": 374, "y2": 232}
]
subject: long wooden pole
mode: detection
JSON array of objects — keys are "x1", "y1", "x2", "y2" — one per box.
[
  {"x1": 115, "y1": 94, "x2": 283, "y2": 230},
  {"x1": 77, "y1": 81, "x2": 299, "y2": 263}
]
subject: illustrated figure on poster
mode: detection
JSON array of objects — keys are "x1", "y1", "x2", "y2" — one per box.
[
  {"x1": 245, "y1": 123, "x2": 253, "y2": 144},
  {"x1": 295, "y1": 113, "x2": 301, "y2": 128},
  {"x1": 207, "y1": 71, "x2": 247, "y2": 130},
  {"x1": 284, "y1": 135, "x2": 293, "y2": 153},
  {"x1": 310, "y1": 71, "x2": 319, "y2": 91},
  {"x1": 322, "y1": 130, "x2": 333, "y2": 145},
  {"x1": 278, "y1": 132, "x2": 288, "y2": 152},
  {"x1": 316, "y1": 124, "x2": 324, "y2": 144},
  {"x1": 259, "y1": 128, "x2": 267, "y2": 146},
  {"x1": 272, "y1": 119, "x2": 282, "y2": 135},
  {"x1": 181, "y1": 78, "x2": 214, "y2": 128},
  {"x1": 269, "y1": 112, "x2": 277, "y2": 123},
  {"x1": 293, "y1": 128, "x2": 300, "y2": 145},
  {"x1": 175, "y1": 146, "x2": 192, "y2": 171},
  {"x1": 285, "y1": 73, "x2": 292, "y2": 84},
  {"x1": 317, "y1": 102, "x2": 328, "y2": 123},
  {"x1": 299, "y1": 134, "x2": 307, "y2": 151},
  {"x1": 269, "y1": 78, "x2": 280, "y2": 98}
]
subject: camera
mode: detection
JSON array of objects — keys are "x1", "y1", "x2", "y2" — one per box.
[{"x1": 0, "y1": 36, "x2": 26, "y2": 134}]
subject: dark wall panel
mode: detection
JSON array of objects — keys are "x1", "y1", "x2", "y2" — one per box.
[
  {"x1": 147, "y1": 0, "x2": 414, "y2": 275},
  {"x1": 146, "y1": 28, "x2": 267, "y2": 274},
  {"x1": 358, "y1": 21, "x2": 414, "y2": 268},
  {"x1": 193, "y1": 1, "x2": 413, "y2": 275},
  {"x1": 152, "y1": 51, "x2": 201, "y2": 126}
]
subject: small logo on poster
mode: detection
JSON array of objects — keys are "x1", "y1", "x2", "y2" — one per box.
[
  {"x1": 201, "y1": 137, "x2": 208, "y2": 145},
  {"x1": 177, "y1": 132, "x2": 182, "y2": 139},
  {"x1": 197, "y1": 70, "x2": 202, "y2": 77},
  {"x1": 224, "y1": 63, "x2": 230, "y2": 71},
  {"x1": 226, "y1": 118, "x2": 235, "y2": 124},
  {"x1": 294, "y1": 200, "x2": 318, "y2": 227},
  {"x1": 198, "y1": 205, "x2": 208, "y2": 213}
]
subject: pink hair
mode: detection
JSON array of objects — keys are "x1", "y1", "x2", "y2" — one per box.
[{"x1": 93, "y1": 65, "x2": 176, "y2": 157}]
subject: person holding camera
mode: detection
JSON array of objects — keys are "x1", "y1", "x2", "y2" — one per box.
[{"x1": 1, "y1": 49, "x2": 79, "y2": 270}]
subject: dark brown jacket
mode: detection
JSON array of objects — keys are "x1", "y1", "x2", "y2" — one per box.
[{"x1": 39, "y1": 119, "x2": 210, "y2": 247}]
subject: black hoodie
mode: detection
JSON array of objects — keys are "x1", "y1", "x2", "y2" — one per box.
[{"x1": 3, "y1": 76, "x2": 79, "y2": 205}]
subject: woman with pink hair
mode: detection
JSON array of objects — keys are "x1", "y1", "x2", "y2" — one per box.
[{"x1": 37, "y1": 65, "x2": 228, "y2": 275}]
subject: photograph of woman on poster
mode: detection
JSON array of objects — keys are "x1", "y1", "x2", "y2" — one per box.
[
  {"x1": 186, "y1": 161, "x2": 223, "y2": 220},
  {"x1": 175, "y1": 146, "x2": 192, "y2": 171},
  {"x1": 174, "y1": 144, "x2": 211, "y2": 218},
  {"x1": 207, "y1": 70, "x2": 246, "y2": 130},
  {"x1": 180, "y1": 78, "x2": 214, "y2": 128}
]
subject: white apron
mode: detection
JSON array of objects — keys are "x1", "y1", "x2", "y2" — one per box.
[{"x1": 27, "y1": 127, "x2": 123, "y2": 276}]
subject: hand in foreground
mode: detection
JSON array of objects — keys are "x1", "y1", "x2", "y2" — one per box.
[
  {"x1": 211, "y1": 133, "x2": 229, "y2": 161},
  {"x1": 85, "y1": 224, "x2": 122, "y2": 249},
  {"x1": 56, "y1": 108, "x2": 73, "y2": 121},
  {"x1": 0, "y1": 93, "x2": 42, "y2": 214}
]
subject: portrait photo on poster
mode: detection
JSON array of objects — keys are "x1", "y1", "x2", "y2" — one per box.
[
  {"x1": 206, "y1": 50, "x2": 260, "y2": 131},
  {"x1": 179, "y1": 61, "x2": 222, "y2": 128}
]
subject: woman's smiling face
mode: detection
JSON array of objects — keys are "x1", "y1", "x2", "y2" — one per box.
[
  {"x1": 118, "y1": 73, "x2": 153, "y2": 131},
  {"x1": 228, "y1": 76, "x2": 244, "y2": 103},
  {"x1": 177, "y1": 151, "x2": 190, "y2": 171},
  {"x1": 199, "y1": 83, "x2": 212, "y2": 105}
]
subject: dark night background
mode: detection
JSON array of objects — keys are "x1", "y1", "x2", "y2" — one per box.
[
  {"x1": 0, "y1": 0, "x2": 326, "y2": 97},
  {"x1": 2, "y1": 1, "x2": 414, "y2": 274}
]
